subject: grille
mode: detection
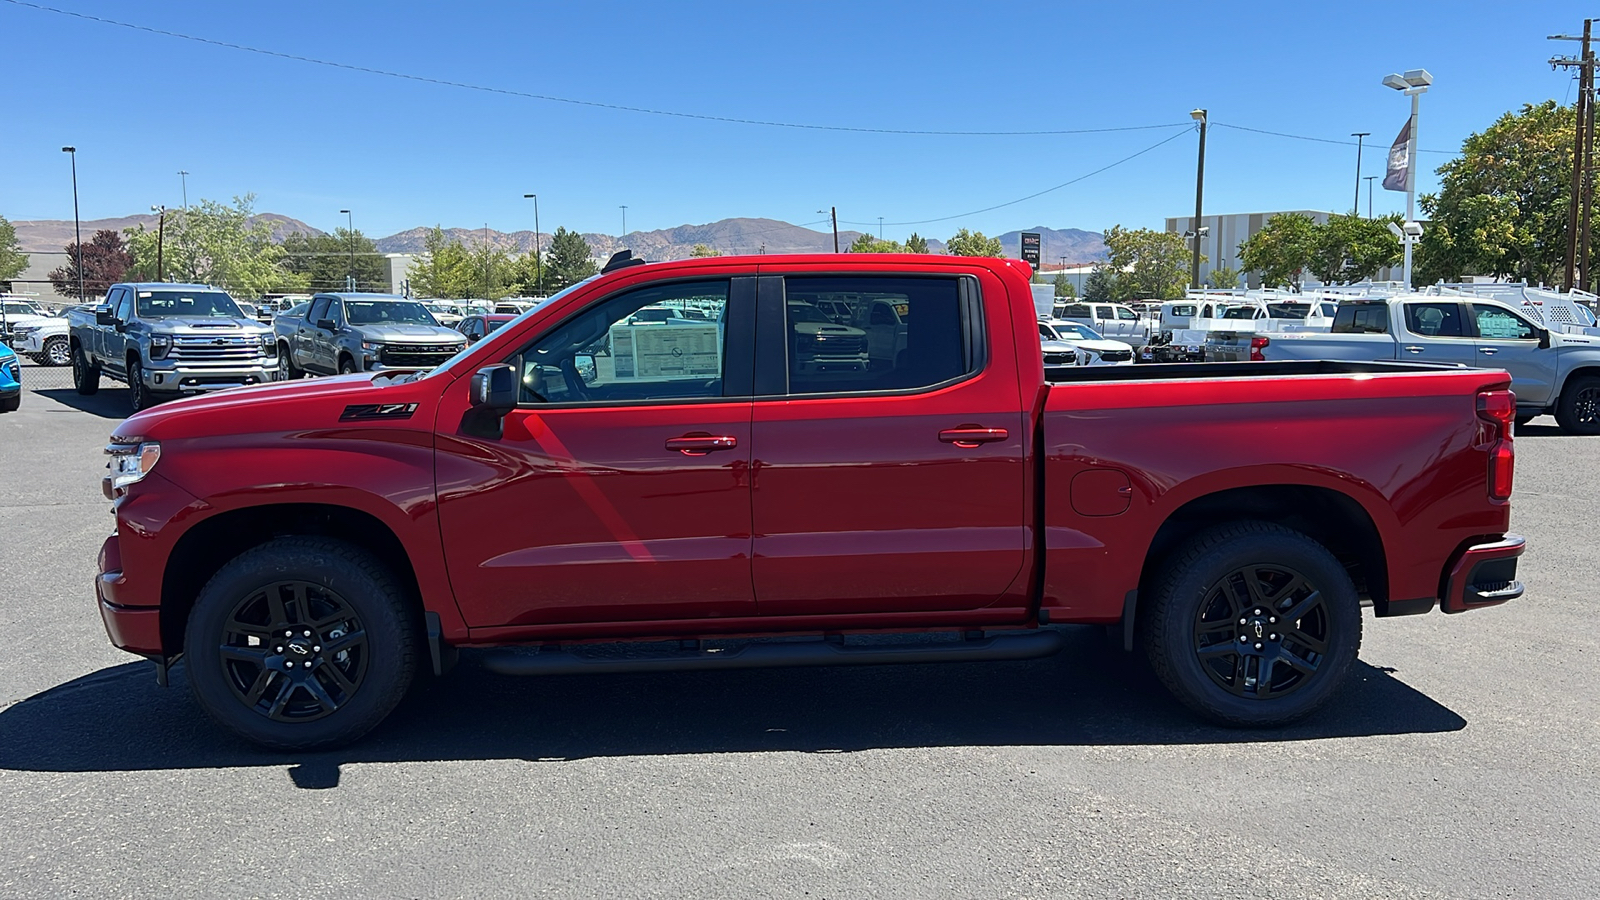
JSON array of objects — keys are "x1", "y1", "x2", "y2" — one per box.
[
  {"x1": 1042, "y1": 352, "x2": 1073, "y2": 366},
  {"x1": 168, "y1": 335, "x2": 265, "y2": 363},
  {"x1": 1099, "y1": 349, "x2": 1133, "y2": 362},
  {"x1": 380, "y1": 345, "x2": 460, "y2": 368}
]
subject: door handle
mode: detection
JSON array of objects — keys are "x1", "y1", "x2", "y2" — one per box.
[
  {"x1": 1403, "y1": 345, "x2": 1424, "y2": 354},
  {"x1": 1478, "y1": 347, "x2": 1498, "y2": 355},
  {"x1": 666, "y1": 434, "x2": 738, "y2": 455},
  {"x1": 939, "y1": 426, "x2": 1009, "y2": 448}
]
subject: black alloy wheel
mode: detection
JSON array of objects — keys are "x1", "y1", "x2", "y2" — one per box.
[
  {"x1": 1142, "y1": 521, "x2": 1361, "y2": 727},
  {"x1": 339, "y1": 355, "x2": 359, "y2": 375},
  {"x1": 1555, "y1": 375, "x2": 1600, "y2": 436},
  {"x1": 185, "y1": 537, "x2": 418, "y2": 750},
  {"x1": 218, "y1": 581, "x2": 370, "y2": 723},
  {"x1": 1191, "y1": 563, "x2": 1328, "y2": 700}
]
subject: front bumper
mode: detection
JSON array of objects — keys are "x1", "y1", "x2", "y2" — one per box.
[
  {"x1": 96, "y1": 532, "x2": 163, "y2": 654},
  {"x1": 141, "y1": 360, "x2": 277, "y2": 394},
  {"x1": 1440, "y1": 533, "x2": 1526, "y2": 614}
]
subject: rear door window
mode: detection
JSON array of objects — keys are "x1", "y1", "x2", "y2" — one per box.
[
  {"x1": 1404, "y1": 303, "x2": 1466, "y2": 337},
  {"x1": 1116, "y1": 307, "x2": 1138, "y2": 320},
  {"x1": 1332, "y1": 305, "x2": 1389, "y2": 334},
  {"x1": 1094, "y1": 306, "x2": 1115, "y2": 319},
  {"x1": 781, "y1": 276, "x2": 970, "y2": 395}
]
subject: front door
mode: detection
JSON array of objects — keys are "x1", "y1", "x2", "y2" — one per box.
[
  {"x1": 749, "y1": 272, "x2": 1030, "y2": 618},
  {"x1": 1470, "y1": 302, "x2": 1553, "y2": 406},
  {"x1": 435, "y1": 275, "x2": 759, "y2": 628}
]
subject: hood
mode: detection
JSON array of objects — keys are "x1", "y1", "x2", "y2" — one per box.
[
  {"x1": 110, "y1": 371, "x2": 435, "y2": 443},
  {"x1": 354, "y1": 323, "x2": 465, "y2": 342},
  {"x1": 148, "y1": 317, "x2": 273, "y2": 336},
  {"x1": 1040, "y1": 340, "x2": 1077, "y2": 355},
  {"x1": 1063, "y1": 338, "x2": 1134, "y2": 353},
  {"x1": 792, "y1": 322, "x2": 866, "y2": 337}
]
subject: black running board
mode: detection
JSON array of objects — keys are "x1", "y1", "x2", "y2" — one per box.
[{"x1": 479, "y1": 630, "x2": 1066, "y2": 677}]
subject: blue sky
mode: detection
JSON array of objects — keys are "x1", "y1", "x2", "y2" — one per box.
[{"x1": 0, "y1": 0, "x2": 1583, "y2": 244}]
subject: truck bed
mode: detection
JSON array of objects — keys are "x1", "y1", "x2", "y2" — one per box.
[{"x1": 1044, "y1": 359, "x2": 1451, "y2": 382}]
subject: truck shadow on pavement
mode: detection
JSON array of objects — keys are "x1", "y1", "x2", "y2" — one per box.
[
  {"x1": 33, "y1": 388, "x2": 131, "y2": 419},
  {"x1": 0, "y1": 627, "x2": 1467, "y2": 786}
]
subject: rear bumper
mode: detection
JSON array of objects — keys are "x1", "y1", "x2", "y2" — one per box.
[{"x1": 1440, "y1": 533, "x2": 1526, "y2": 614}]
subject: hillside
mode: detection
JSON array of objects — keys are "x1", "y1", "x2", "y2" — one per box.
[{"x1": 13, "y1": 213, "x2": 321, "y2": 252}]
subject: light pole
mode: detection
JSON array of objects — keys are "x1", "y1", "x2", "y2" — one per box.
[
  {"x1": 62, "y1": 147, "x2": 83, "y2": 303},
  {"x1": 178, "y1": 170, "x2": 189, "y2": 210},
  {"x1": 483, "y1": 223, "x2": 491, "y2": 299},
  {"x1": 878, "y1": 216, "x2": 884, "y2": 240},
  {"x1": 1364, "y1": 176, "x2": 1377, "y2": 219},
  {"x1": 523, "y1": 194, "x2": 542, "y2": 295},
  {"x1": 1382, "y1": 69, "x2": 1432, "y2": 286},
  {"x1": 818, "y1": 208, "x2": 839, "y2": 252},
  {"x1": 1189, "y1": 109, "x2": 1208, "y2": 290},
  {"x1": 339, "y1": 209, "x2": 355, "y2": 290},
  {"x1": 619, "y1": 205, "x2": 628, "y2": 239},
  {"x1": 151, "y1": 205, "x2": 166, "y2": 282},
  {"x1": 1350, "y1": 132, "x2": 1370, "y2": 215}
]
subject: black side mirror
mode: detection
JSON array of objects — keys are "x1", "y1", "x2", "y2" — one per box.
[
  {"x1": 315, "y1": 318, "x2": 337, "y2": 330},
  {"x1": 95, "y1": 305, "x2": 115, "y2": 326},
  {"x1": 1538, "y1": 329, "x2": 1551, "y2": 350},
  {"x1": 469, "y1": 364, "x2": 518, "y2": 412}
]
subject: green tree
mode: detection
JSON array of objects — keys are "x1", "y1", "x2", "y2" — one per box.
[
  {"x1": 505, "y1": 250, "x2": 545, "y2": 296},
  {"x1": 944, "y1": 228, "x2": 1003, "y2": 257},
  {"x1": 1308, "y1": 214, "x2": 1403, "y2": 285},
  {"x1": 282, "y1": 229, "x2": 387, "y2": 293},
  {"x1": 849, "y1": 233, "x2": 904, "y2": 253},
  {"x1": 689, "y1": 243, "x2": 721, "y2": 258},
  {"x1": 545, "y1": 226, "x2": 598, "y2": 290},
  {"x1": 1417, "y1": 101, "x2": 1583, "y2": 287},
  {"x1": 1207, "y1": 265, "x2": 1241, "y2": 290},
  {"x1": 1053, "y1": 271, "x2": 1076, "y2": 298},
  {"x1": 121, "y1": 197, "x2": 299, "y2": 298},
  {"x1": 1238, "y1": 212, "x2": 1318, "y2": 288},
  {"x1": 905, "y1": 232, "x2": 929, "y2": 254},
  {"x1": 408, "y1": 226, "x2": 478, "y2": 299},
  {"x1": 1101, "y1": 225, "x2": 1197, "y2": 301},
  {"x1": 0, "y1": 216, "x2": 27, "y2": 285},
  {"x1": 1082, "y1": 266, "x2": 1117, "y2": 302}
]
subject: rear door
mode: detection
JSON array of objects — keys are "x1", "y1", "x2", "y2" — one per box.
[
  {"x1": 748, "y1": 271, "x2": 1030, "y2": 617},
  {"x1": 1399, "y1": 301, "x2": 1477, "y2": 366},
  {"x1": 1470, "y1": 302, "x2": 1553, "y2": 405},
  {"x1": 301, "y1": 297, "x2": 330, "y2": 372}
]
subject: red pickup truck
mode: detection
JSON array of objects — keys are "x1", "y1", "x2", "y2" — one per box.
[{"x1": 95, "y1": 253, "x2": 1525, "y2": 749}]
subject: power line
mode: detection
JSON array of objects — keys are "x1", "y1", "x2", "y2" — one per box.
[
  {"x1": 1212, "y1": 121, "x2": 1452, "y2": 155},
  {"x1": 0, "y1": 0, "x2": 1186, "y2": 138},
  {"x1": 841, "y1": 126, "x2": 1194, "y2": 227}
]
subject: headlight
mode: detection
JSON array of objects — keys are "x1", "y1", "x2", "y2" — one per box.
[
  {"x1": 362, "y1": 341, "x2": 383, "y2": 354},
  {"x1": 105, "y1": 441, "x2": 161, "y2": 495},
  {"x1": 149, "y1": 334, "x2": 172, "y2": 360},
  {"x1": 259, "y1": 334, "x2": 276, "y2": 355}
]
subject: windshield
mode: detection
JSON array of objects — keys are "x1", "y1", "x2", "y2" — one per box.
[
  {"x1": 630, "y1": 307, "x2": 679, "y2": 322},
  {"x1": 3, "y1": 302, "x2": 39, "y2": 317},
  {"x1": 1055, "y1": 322, "x2": 1102, "y2": 340},
  {"x1": 788, "y1": 304, "x2": 833, "y2": 324},
  {"x1": 345, "y1": 300, "x2": 439, "y2": 326},
  {"x1": 135, "y1": 290, "x2": 244, "y2": 318}
]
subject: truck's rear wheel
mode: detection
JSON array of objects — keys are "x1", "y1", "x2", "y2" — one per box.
[
  {"x1": 1142, "y1": 521, "x2": 1361, "y2": 727},
  {"x1": 1554, "y1": 375, "x2": 1600, "y2": 436},
  {"x1": 72, "y1": 345, "x2": 99, "y2": 395},
  {"x1": 184, "y1": 537, "x2": 418, "y2": 750},
  {"x1": 277, "y1": 343, "x2": 301, "y2": 380}
]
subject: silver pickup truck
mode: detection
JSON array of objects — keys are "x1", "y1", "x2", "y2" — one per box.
[
  {"x1": 67, "y1": 282, "x2": 277, "y2": 412},
  {"x1": 274, "y1": 292, "x2": 466, "y2": 377},
  {"x1": 1210, "y1": 294, "x2": 1600, "y2": 434}
]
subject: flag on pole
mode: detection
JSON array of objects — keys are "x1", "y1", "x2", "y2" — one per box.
[{"x1": 1383, "y1": 118, "x2": 1412, "y2": 192}]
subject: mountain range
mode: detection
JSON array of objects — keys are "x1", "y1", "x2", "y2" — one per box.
[{"x1": 11, "y1": 215, "x2": 1108, "y2": 265}]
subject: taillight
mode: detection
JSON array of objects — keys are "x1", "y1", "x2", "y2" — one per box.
[
  {"x1": 1477, "y1": 389, "x2": 1516, "y2": 501},
  {"x1": 1249, "y1": 336, "x2": 1270, "y2": 361}
]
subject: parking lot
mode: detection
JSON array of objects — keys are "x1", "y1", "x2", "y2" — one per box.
[{"x1": 1, "y1": 362, "x2": 1596, "y2": 899}]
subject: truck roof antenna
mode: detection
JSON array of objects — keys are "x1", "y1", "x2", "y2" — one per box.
[{"x1": 602, "y1": 250, "x2": 647, "y2": 274}]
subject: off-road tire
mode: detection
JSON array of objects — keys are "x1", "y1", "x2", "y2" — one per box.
[
  {"x1": 277, "y1": 343, "x2": 302, "y2": 380},
  {"x1": 72, "y1": 345, "x2": 100, "y2": 395},
  {"x1": 1141, "y1": 520, "x2": 1362, "y2": 727},
  {"x1": 184, "y1": 537, "x2": 419, "y2": 751},
  {"x1": 127, "y1": 357, "x2": 151, "y2": 412},
  {"x1": 1554, "y1": 374, "x2": 1600, "y2": 436},
  {"x1": 338, "y1": 355, "x2": 359, "y2": 375}
]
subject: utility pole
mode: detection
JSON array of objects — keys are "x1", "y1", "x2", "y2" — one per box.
[
  {"x1": 1351, "y1": 132, "x2": 1370, "y2": 215},
  {"x1": 878, "y1": 216, "x2": 884, "y2": 239},
  {"x1": 178, "y1": 170, "x2": 190, "y2": 210},
  {"x1": 619, "y1": 205, "x2": 628, "y2": 239},
  {"x1": 1364, "y1": 176, "x2": 1378, "y2": 219},
  {"x1": 151, "y1": 205, "x2": 166, "y2": 281},
  {"x1": 483, "y1": 223, "x2": 491, "y2": 300},
  {"x1": 1190, "y1": 109, "x2": 1208, "y2": 290},
  {"x1": 524, "y1": 194, "x2": 541, "y2": 295},
  {"x1": 339, "y1": 210, "x2": 355, "y2": 290},
  {"x1": 831, "y1": 207, "x2": 839, "y2": 252},
  {"x1": 62, "y1": 147, "x2": 83, "y2": 304},
  {"x1": 1552, "y1": 19, "x2": 1596, "y2": 291}
]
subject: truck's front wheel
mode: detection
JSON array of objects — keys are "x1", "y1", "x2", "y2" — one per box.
[
  {"x1": 127, "y1": 357, "x2": 151, "y2": 412},
  {"x1": 1142, "y1": 521, "x2": 1361, "y2": 727},
  {"x1": 184, "y1": 537, "x2": 418, "y2": 750},
  {"x1": 1554, "y1": 375, "x2": 1600, "y2": 436}
]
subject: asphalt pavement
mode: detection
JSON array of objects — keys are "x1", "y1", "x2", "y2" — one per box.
[{"x1": 1, "y1": 366, "x2": 1596, "y2": 899}]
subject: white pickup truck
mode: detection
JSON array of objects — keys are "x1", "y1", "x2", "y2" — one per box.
[{"x1": 1216, "y1": 293, "x2": 1600, "y2": 433}]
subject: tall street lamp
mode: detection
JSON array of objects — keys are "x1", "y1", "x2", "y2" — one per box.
[
  {"x1": 1364, "y1": 176, "x2": 1378, "y2": 219},
  {"x1": 1350, "y1": 132, "x2": 1370, "y2": 215},
  {"x1": 1382, "y1": 69, "x2": 1432, "y2": 286},
  {"x1": 339, "y1": 209, "x2": 354, "y2": 290},
  {"x1": 619, "y1": 205, "x2": 628, "y2": 240},
  {"x1": 178, "y1": 170, "x2": 190, "y2": 210},
  {"x1": 1189, "y1": 109, "x2": 1208, "y2": 290},
  {"x1": 523, "y1": 194, "x2": 542, "y2": 295},
  {"x1": 151, "y1": 205, "x2": 166, "y2": 282},
  {"x1": 62, "y1": 147, "x2": 83, "y2": 303}
]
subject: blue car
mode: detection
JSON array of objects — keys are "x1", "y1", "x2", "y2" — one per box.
[{"x1": 0, "y1": 342, "x2": 20, "y2": 412}]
